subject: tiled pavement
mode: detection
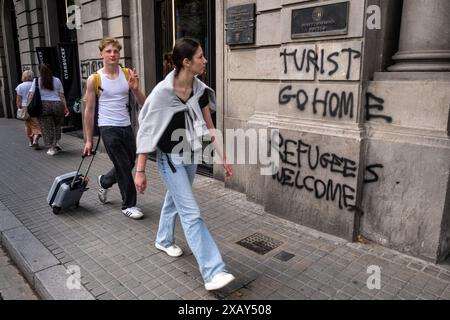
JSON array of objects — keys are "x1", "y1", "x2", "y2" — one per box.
[
  {"x1": 0, "y1": 244, "x2": 38, "y2": 300},
  {"x1": 0, "y1": 118, "x2": 450, "y2": 300}
]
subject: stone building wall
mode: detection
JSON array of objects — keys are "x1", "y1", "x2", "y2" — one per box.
[
  {"x1": 76, "y1": 0, "x2": 132, "y2": 81},
  {"x1": 218, "y1": 0, "x2": 450, "y2": 262},
  {"x1": 219, "y1": 0, "x2": 367, "y2": 242},
  {"x1": 14, "y1": 0, "x2": 45, "y2": 72}
]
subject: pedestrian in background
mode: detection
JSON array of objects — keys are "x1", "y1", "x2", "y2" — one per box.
[
  {"x1": 28, "y1": 64, "x2": 70, "y2": 156},
  {"x1": 134, "y1": 38, "x2": 235, "y2": 291},
  {"x1": 15, "y1": 70, "x2": 42, "y2": 149}
]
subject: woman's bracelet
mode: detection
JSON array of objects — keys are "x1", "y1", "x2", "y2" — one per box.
[{"x1": 136, "y1": 170, "x2": 145, "y2": 173}]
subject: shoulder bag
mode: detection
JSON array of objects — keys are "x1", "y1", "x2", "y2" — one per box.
[{"x1": 27, "y1": 78, "x2": 43, "y2": 117}]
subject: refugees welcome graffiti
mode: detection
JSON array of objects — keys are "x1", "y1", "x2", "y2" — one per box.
[{"x1": 273, "y1": 134, "x2": 357, "y2": 210}]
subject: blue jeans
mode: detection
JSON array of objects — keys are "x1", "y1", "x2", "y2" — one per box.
[{"x1": 156, "y1": 150, "x2": 226, "y2": 282}]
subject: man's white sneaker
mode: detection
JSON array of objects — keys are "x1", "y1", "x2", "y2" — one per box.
[
  {"x1": 122, "y1": 207, "x2": 144, "y2": 220},
  {"x1": 47, "y1": 148, "x2": 58, "y2": 156},
  {"x1": 204, "y1": 272, "x2": 235, "y2": 291},
  {"x1": 97, "y1": 175, "x2": 108, "y2": 204},
  {"x1": 155, "y1": 242, "x2": 183, "y2": 257}
]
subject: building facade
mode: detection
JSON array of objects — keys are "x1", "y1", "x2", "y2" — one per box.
[{"x1": 1, "y1": 0, "x2": 449, "y2": 263}]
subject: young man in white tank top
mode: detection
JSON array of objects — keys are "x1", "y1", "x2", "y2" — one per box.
[{"x1": 83, "y1": 37, "x2": 146, "y2": 219}]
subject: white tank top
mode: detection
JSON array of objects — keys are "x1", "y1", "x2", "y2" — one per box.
[{"x1": 97, "y1": 67, "x2": 131, "y2": 127}]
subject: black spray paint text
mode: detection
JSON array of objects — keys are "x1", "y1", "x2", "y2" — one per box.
[
  {"x1": 278, "y1": 135, "x2": 358, "y2": 178},
  {"x1": 280, "y1": 47, "x2": 361, "y2": 80},
  {"x1": 273, "y1": 134, "x2": 357, "y2": 209},
  {"x1": 279, "y1": 86, "x2": 355, "y2": 120}
]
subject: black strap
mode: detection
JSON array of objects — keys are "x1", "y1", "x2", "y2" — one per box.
[
  {"x1": 70, "y1": 135, "x2": 102, "y2": 189},
  {"x1": 166, "y1": 154, "x2": 177, "y2": 174}
]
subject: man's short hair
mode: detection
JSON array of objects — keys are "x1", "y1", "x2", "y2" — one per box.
[{"x1": 98, "y1": 37, "x2": 122, "y2": 52}]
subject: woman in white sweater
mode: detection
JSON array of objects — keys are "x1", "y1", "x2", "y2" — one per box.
[{"x1": 134, "y1": 38, "x2": 235, "y2": 291}]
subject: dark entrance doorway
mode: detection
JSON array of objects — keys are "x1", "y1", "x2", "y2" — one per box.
[
  {"x1": 154, "y1": 0, "x2": 216, "y2": 176},
  {"x1": 9, "y1": 0, "x2": 21, "y2": 86},
  {"x1": 155, "y1": 0, "x2": 216, "y2": 88},
  {"x1": 1, "y1": 0, "x2": 22, "y2": 118},
  {"x1": 56, "y1": 0, "x2": 82, "y2": 131}
]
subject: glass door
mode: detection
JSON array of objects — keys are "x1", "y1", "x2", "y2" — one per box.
[{"x1": 155, "y1": 0, "x2": 215, "y2": 88}]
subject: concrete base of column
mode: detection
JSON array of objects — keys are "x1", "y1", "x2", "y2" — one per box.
[
  {"x1": 388, "y1": 51, "x2": 450, "y2": 71},
  {"x1": 388, "y1": 63, "x2": 450, "y2": 72},
  {"x1": 375, "y1": 72, "x2": 450, "y2": 81}
]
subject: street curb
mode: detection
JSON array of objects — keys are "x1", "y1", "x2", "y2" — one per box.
[{"x1": 0, "y1": 201, "x2": 95, "y2": 300}]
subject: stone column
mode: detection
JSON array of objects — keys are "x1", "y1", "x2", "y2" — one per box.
[{"x1": 388, "y1": 0, "x2": 450, "y2": 72}]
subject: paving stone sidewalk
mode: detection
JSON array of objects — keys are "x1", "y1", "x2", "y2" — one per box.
[
  {"x1": 0, "y1": 118, "x2": 449, "y2": 300},
  {"x1": 0, "y1": 244, "x2": 38, "y2": 300}
]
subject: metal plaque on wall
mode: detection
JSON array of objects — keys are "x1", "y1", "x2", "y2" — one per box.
[
  {"x1": 291, "y1": 2, "x2": 349, "y2": 39},
  {"x1": 226, "y1": 4, "x2": 256, "y2": 46}
]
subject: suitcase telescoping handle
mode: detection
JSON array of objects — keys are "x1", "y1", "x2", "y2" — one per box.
[{"x1": 70, "y1": 136, "x2": 102, "y2": 189}]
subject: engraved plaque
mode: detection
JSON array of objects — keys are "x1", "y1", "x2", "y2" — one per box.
[
  {"x1": 291, "y1": 2, "x2": 349, "y2": 39},
  {"x1": 226, "y1": 4, "x2": 256, "y2": 46}
]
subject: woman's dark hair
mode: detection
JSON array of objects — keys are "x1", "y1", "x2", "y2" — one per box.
[
  {"x1": 165, "y1": 38, "x2": 201, "y2": 76},
  {"x1": 39, "y1": 64, "x2": 54, "y2": 91}
]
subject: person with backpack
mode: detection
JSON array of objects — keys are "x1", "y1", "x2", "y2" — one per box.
[
  {"x1": 28, "y1": 64, "x2": 70, "y2": 156},
  {"x1": 83, "y1": 37, "x2": 146, "y2": 220}
]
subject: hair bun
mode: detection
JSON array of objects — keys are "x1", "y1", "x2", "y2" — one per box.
[
  {"x1": 163, "y1": 52, "x2": 175, "y2": 75},
  {"x1": 164, "y1": 53, "x2": 174, "y2": 64}
]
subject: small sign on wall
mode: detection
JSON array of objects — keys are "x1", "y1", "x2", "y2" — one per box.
[
  {"x1": 291, "y1": 2, "x2": 349, "y2": 39},
  {"x1": 226, "y1": 4, "x2": 256, "y2": 46}
]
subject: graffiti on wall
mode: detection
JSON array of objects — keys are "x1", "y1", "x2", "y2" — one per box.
[
  {"x1": 364, "y1": 164, "x2": 384, "y2": 184},
  {"x1": 365, "y1": 92, "x2": 393, "y2": 123},
  {"x1": 269, "y1": 40, "x2": 393, "y2": 214},
  {"x1": 272, "y1": 133, "x2": 387, "y2": 210},
  {"x1": 273, "y1": 133, "x2": 357, "y2": 210},
  {"x1": 279, "y1": 86, "x2": 355, "y2": 120},
  {"x1": 280, "y1": 47, "x2": 361, "y2": 80}
]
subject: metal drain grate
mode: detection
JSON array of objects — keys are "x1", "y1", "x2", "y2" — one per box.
[
  {"x1": 274, "y1": 251, "x2": 295, "y2": 262},
  {"x1": 237, "y1": 233, "x2": 283, "y2": 255}
]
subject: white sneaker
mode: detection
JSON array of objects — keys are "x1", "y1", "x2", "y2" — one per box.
[
  {"x1": 155, "y1": 242, "x2": 183, "y2": 257},
  {"x1": 204, "y1": 272, "x2": 235, "y2": 291},
  {"x1": 97, "y1": 175, "x2": 108, "y2": 204},
  {"x1": 122, "y1": 207, "x2": 144, "y2": 220},
  {"x1": 47, "y1": 148, "x2": 58, "y2": 156}
]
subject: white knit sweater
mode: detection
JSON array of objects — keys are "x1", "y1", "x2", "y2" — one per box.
[{"x1": 136, "y1": 70, "x2": 216, "y2": 154}]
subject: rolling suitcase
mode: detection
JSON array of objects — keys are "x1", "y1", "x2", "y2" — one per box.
[{"x1": 47, "y1": 138, "x2": 100, "y2": 215}]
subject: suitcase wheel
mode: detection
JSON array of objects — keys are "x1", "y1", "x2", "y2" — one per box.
[{"x1": 52, "y1": 206, "x2": 62, "y2": 215}]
